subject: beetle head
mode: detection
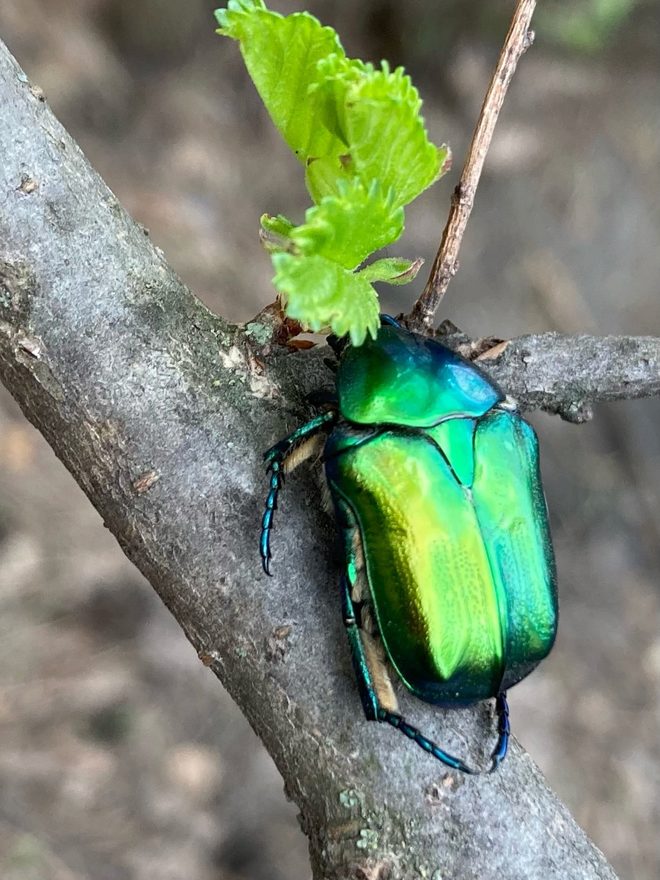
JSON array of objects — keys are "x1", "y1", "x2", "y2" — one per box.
[
  {"x1": 328, "y1": 315, "x2": 401, "y2": 360},
  {"x1": 327, "y1": 333, "x2": 349, "y2": 359}
]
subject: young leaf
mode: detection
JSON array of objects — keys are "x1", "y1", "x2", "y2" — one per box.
[
  {"x1": 313, "y1": 55, "x2": 447, "y2": 207},
  {"x1": 359, "y1": 256, "x2": 425, "y2": 285},
  {"x1": 216, "y1": 4, "x2": 447, "y2": 210},
  {"x1": 272, "y1": 252, "x2": 379, "y2": 345},
  {"x1": 260, "y1": 213, "x2": 296, "y2": 252},
  {"x1": 304, "y1": 154, "x2": 355, "y2": 205},
  {"x1": 290, "y1": 180, "x2": 403, "y2": 269},
  {"x1": 215, "y1": 3, "x2": 346, "y2": 166},
  {"x1": 216, "y1": 1, "x2": 449, "y2": 344},
  {"x1": 261, "y1": 213, "x2": 295, "y2": 239}
]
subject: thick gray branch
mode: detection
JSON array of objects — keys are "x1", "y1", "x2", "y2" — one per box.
[
  {"x1": 0, "y1": 40, "x2": 648, "y2": 880},
  {"x1": 446, "y1": 331, "x2": 660, "y2": 423}
]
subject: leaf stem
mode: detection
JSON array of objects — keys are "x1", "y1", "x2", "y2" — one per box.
[{"x1": 408, "y1": 0, "x2": 537, "y2": 332}]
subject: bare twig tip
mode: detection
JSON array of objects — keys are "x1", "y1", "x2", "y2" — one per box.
[{"x1": 408, "y1": 0, "x2": 538, "y2": 331}]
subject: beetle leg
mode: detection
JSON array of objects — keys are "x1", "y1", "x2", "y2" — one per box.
[
  {"x1": 339, "y1": 567, "x2": 477, "y2": 774},
  {"x1": 261, "y1": 410, "x2": 337, "y2": 575},
  {"x1": 360, "y1": 629, "x2": 399, "y2": 713},
  {"x1": 490, "y1": 691, "x2": 510, "y2": 772},
  {"x1": 318, "y1": 472, "x2": 334, "y2": 515},
  {"x1": 349, "y1": 530, "x2": 366, "y2": 603},
  {"x1": 376, "y1": 710, "x2": 477, "y2": 774},
  {"x1": 337, "y1": 506, "x2": 399, "y2": 713},
  {"x1": 357, "y1": 604, "x2": 398, "y2": 711},
  {"x1": 340, "y1": 572, "x2": 379, "y2": 720},
  {"x1": 283, "y1": 434, "x2": 326, "y2": 475}
]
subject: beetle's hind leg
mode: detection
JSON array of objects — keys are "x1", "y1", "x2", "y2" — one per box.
[
  {"x1": 338, "y1": 559, "x2": 477, "y2": 774},
  {"x1": 490, "y1": 692, "x2": 510, "y2": 772},
  {"x1": 261, "y1": 410, "x2": 337, "y2": 575},
  {"x1": 337, "y1": 504, "x2": 477, "y2": 774}
]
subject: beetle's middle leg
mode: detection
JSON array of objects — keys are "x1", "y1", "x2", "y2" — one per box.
[{"x1": 261, "y1": 410, "x2": 337, "y2": 574}]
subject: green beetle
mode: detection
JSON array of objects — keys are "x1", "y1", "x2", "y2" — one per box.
[{"x1": 261, "y1": 316, "x2": 558, "y2": 773}]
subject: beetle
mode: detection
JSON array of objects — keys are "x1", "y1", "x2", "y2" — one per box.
[{"x1": 260, "y1": 315, "x2": 558, "y2": 773}]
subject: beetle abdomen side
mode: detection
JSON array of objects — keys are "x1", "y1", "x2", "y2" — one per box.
[{"x1": 326, "y1": 430, "x2": 507, "y2": 704}]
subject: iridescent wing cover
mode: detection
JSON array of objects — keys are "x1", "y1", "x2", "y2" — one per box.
[
  {"x1": 324, "y1": 409, "x2": 557, "y2": 705},
  {"x1": 472, "y1": 410, "x2": 558, "y2": 690}
]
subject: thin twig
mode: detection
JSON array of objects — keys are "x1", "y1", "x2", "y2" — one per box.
[{"x1": 408, "y1": 0, "x2": 537, "y2": 331}]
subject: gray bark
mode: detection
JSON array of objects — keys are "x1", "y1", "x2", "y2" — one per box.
[{"x1": 3, "y1": 39, "x2": 655, "y2": 880}]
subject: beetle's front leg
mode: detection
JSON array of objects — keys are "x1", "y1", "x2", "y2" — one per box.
[{"x1": 261, "y1": 410, "x2": 337, "y2": 574}]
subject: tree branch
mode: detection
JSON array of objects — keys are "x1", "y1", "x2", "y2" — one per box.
[
  {"x1": 409, "y1": 0, "x2": 537, "y2": 331},
  {"x1": 0, "y1": 39, "x2": 646, "y2": 880},
  {"x1": 438, "y1": 329, "x2": 660, "y2": 423}
]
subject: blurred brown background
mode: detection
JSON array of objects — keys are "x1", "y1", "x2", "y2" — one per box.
[{"x1": 1, "y1": 1, "x2": 659, "y2": 878}]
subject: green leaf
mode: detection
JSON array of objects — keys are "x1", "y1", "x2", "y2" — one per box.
[
  {"x1": 291, "y1": 179, "x2": 403, "y2": 269},
  {"x1": 260, "y1": 213, "x2": 295, "y2": 239},
  {"x1": 272, "y1": 252, "x2": 379, "y2": 345},
  {"x1": 304, "y1": 154, "x2": 355, "y2": 204},
  {"x1": 260, "y1": 213, "x2": 296, "y2": 252},
  {"x1": 215, "y1": 4, "x2": 346, "y2": 165},
  {"x1": 216, "y1": 4, "x2": 447, "y2": 210},
  {"x1": 359, "y1": 256, "x2": 424, "y2": 285},
  {"x1": 314, "y1": 56, "x2": 448, "y2": 207},
  {"x1": 216, "y1": 2, "x2": 450, "y2": 345}
]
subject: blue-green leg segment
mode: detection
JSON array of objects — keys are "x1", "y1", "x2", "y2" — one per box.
[
  {"x1": 337, "y1": 499, "x2": 510, "y2": 775},
  {"x1": 491, "y1": 692, "x2": 510, "y2": 771},
  {"x1": 261, "y1": 410, "x2": 337, "y2": 575},
  {"x1": 340, "y1": 573, "x2": 379, "y2": 720}
]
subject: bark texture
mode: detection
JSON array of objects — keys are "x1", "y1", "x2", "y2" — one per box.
[{"x1": 3, "y1": 39, "x2": 657, "y2": 880}]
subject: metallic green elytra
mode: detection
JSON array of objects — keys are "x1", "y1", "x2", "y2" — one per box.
[{"x1": 261, "y1": 317, "x2": 558, "y2": 773}]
